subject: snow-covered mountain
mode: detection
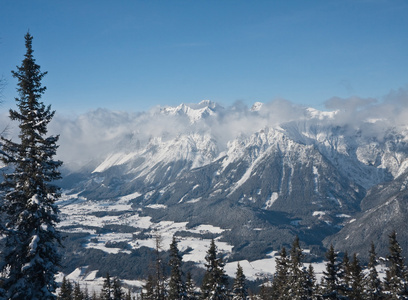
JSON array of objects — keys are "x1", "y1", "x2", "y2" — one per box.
[
  {"x1": 160, "y1": 100, "x2": 222, "y2": 123},
  {"x1": 56, "y1": 99, "x2": 408, "y2": 281}
]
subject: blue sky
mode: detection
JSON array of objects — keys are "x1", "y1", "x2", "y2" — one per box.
[{"x1": 1, "y1": 0, "x2": 407, "y2": 114}]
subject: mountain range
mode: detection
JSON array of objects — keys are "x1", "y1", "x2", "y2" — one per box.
[{"x1": 56, "y1": 99, "x2": 408, "y2": 280}]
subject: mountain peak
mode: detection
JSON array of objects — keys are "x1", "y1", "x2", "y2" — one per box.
[
  {"x1": 160, "y1": 100, "x2": 222, "y2": 123},
  {"x1": 251, "y1": 102, "x2": 263, "y2": 111}
]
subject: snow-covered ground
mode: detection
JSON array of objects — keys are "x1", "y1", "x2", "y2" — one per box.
[
  {"x1": 58, "y1": 192, "x2": 230, "y2": 255},
  {"x1": 57, "y1": 191, "x2": 330, "y2": 292}
]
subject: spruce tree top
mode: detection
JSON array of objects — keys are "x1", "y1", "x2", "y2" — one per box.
[
  {"x1": 12, "y1": 33, "x2": 47, "y2": 100},
  {"x1": 4, "y1": 32, "x2": 62, "y2": 196},
  {"x1": 11, "y1": 32, "x2": 52, "y2": 137}
]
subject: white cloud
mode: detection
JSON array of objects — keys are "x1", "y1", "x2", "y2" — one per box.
[{"x1": 2, "y1": 87, "x2": 408, "y2": 171}]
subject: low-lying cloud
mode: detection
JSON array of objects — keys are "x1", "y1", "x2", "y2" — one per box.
[{"x1": 2, "y1": 87, "x2": 408, "y2": 171}]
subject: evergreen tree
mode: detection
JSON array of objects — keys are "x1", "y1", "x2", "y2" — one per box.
[
  {"x1": 185, "y1": 272, "x2": 197, "y2": 300},
  {"x1": 321, "y1": 245, "x2": 343, "y2": 299},
  {"x1": 259, "y1": 277, "x2": 273, "y2": 300},
  {"x1": 142, "y1": 274, "x2": 155, "y2": 300},
  {"x1": 0, "y1": 278, "x2": 4, "y2": 299},
  {"x1": 271, "y1": 247, "x2": 290, "y2": 300},
  {"x1": 384, "y1": 231, "x2": 408, "y2": 299},
  {"x1": 112, "y1": 278, "x2": 123, "y2": 300},
  {"x1": 365, "y1": 243, "x2": 384, "y2": 300},
  {"x1": 0, "y1": 32, "x2": 63, "y2": 299},
  {"x1": 349, "y1": 253, "x2": 364, "y2": 300},
  {"x1": 168, "y1": 236, "x2": 185, "y2": 300},
  {"x1": 305, "y1": 264, "x2": 317, "y2": 299},
  {"x1": 341, "y1": 251, "x2": 351, "y2": 298},
  {"x1": 73, "y1": 282, "x2": 85, "y2": 300},
  {"x1": 82, "y1": 284, "x2": 90, "y2": 300},
  {"x1": 101, "y1": 273, "x2": 113, "y2": 300},
  {"x1": 232, "y1": 263, "x2": 247, "y2": 300},
  {"x1": 0, "y1": 283, "x2": 4, "y2": 300},
  {"x1": 288, "y1": 236, "x2": 309, "y2": 300},
  {"x1": 141, "y1": 234, "x2": 165, "y2": 300},
  {"x1": 153, "y1": 233, "x2": 165, "y2": 300},
  {"x1": 201, "y1": 239, "x2": 229, "y2": 299},
  {"x1": 58, "y1": 276, "x2": 73, "y2": 300},
  {"x1": 91, "y1": 290, "x2": 98, "y2": 300},
  {"x1": 125, "y1": 288, "x2": 132, "y2": 300}
]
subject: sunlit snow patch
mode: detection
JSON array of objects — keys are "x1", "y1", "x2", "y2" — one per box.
[
  {"x1": 146, "y1": 204, "x2": 167, "y2": 209},
  {"x1": 264, "y1": 192, "x2": 279, "y2": 209},
  {"x1": 313, "y1": 211, "x2": 326, "y2": 217}
]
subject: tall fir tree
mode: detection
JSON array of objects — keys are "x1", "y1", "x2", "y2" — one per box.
[
  {"x1": 271, "y1": 247, "x2": 290, "y2": 300},
  {"x1": 341, "y1": 251, "x2": 351, "y2": 298},
  {"x1": 142, "y1": 274, "x2": 155, "y2": 300},
  {"x1": 141, "y1": 234, "x2": 165, "y2": 300},
  {"x1": 73, "y1": 282, "x2": 84, "y2": 300},
  {"x1": 321, "y1": 245, "x2": 343, "y2": 299},
  {"x1": 0, "y1": 32, "x2": 63, "y2": 300},
  {"x1": 58, "y1": 276, "x2": 73, "y2": 300},
  {"x1": 365, "y1": 242, "x2": 384, "y2": 300},
  {"x1": 125, "y1": 288, "x2": 132, "y2": 300},
  {"x1": 349, "y1": 253, "x2": 364, "y2": 300},
  {"x1": 305, "y1": 264, "x2": 317, "y2": 299},
  {"x1": 185, "y1": 272, "x2": 197, "y2": 300},
  {"x1": 384, "y1": 231, "x2": 408, "y2": 299},
  {"x1": 91, "y1": 290, "x2": 98, "y2": 300},
  {"x1": 232, "y1": 263, "x2": 247, "y2": 300},
  {"x1": 101, "y1": 272, "x2": 113, "y2": 300},
  {"x1": 259, "y1": 277, "x2": 273, "y2": 300},
  {"x1": 288, "y1": 236, "x2": 309, "y2": 300},
  {"x1": 0, "y1": 76, "x2": 5, "y2": 285},
  {"x1": 153, "y1": 233, "x2": 166, "y2": 300},
  {"x1": 112, "y1": 278, "x2": 123, "y2": 300},
  {"x1": 83, "y1": 284, "x2": 90, "y2": 300},
  {"x1": 201, "y1": 239, "x2": 229, "y2": 300},
  {"x1": 338, "y1": 252, "x2": 358, "y2": 300},
  {"x1": 0, "y1": 275, "x2": 4, "y2": 298},
  {"x1": 168, "y1": 236, "x2": 185, "y2": 300}
]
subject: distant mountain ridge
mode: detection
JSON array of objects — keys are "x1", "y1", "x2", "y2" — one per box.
[
  {"x1": 160, "y1": 100, "x2": 221, "y2": 123},
  {"x1": 57, "y1": 100, "x2": 408, "y2": 279}
]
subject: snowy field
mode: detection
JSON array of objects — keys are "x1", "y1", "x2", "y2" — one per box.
[{"x1": 57, "y1": 191, "x2": 331, "y2": 293}]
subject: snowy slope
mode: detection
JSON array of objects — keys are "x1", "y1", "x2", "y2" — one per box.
[{"x1": 93, "y1": 133, "x2": 218, "y2": 175}]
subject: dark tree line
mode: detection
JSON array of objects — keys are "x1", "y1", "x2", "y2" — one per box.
[
  {"x1": 139, "y1": 232, "x2": 408, "y2": 300},
  {"x1": 57, "y1": 230, "x2": 408, "y2": 300},
  {"x1": 256, "y1": 231, "x2": 408, "y2": 300},
  {"x1": 57, "y1": 273, "x2": 132, "y2": 300},
  {"x1": 133, "y1": 236, "x2": 246, "y2": 300}
]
